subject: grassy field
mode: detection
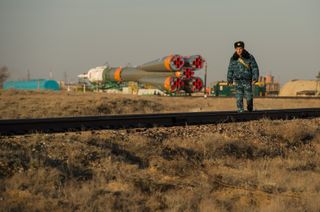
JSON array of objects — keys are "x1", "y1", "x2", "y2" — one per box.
[
  {"x1": 0, "y1": 90, "x2": 320, "y2": 119},
  {"x1": 0, "y1": 90, "x2": 320, "y2": 211}
]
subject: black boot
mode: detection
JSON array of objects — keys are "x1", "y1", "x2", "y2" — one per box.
[{"x1": 247, "y1": 99, "x2": 253, "y2": 112}]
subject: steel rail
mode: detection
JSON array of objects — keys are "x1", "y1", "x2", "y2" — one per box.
[
  {"x1": 162, "y1": 96, "x2": 320, "y2": 99},
  {"x1": 1, "y1": 108, "x2": 320, "y2": 136}
]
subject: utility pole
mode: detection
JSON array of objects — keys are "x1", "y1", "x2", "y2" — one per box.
[
  {"x1": 64, "y1": 71, "x2": 71, "y2": 91},
  {"x1": 316, "y1": 71, "x2": 320, "y2": 96},
  {"x1": 49, "y1": 70, "x2": 53, "y2": 80},
  {"x1": 27, "y1": 69, "x2": 30, "y2": 80},
  {"x1": 64, "y1": 71, "x2": 68, "y2": 85},
  {"x1": 203, "y1": 61, "x2": 208, "y2": 98}
]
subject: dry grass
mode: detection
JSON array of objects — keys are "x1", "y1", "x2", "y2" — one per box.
[
  {"x1": 1, "y1": 118, "x2": 320, "y2": 211},
  {"x1": 0, "y1": 90, "x2": 320, "y2": 119},
  {"x1": 1, "y1": 90, "x2": 320, "y2": 211}
]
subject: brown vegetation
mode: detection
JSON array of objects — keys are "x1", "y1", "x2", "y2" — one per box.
[
  {"x1": 0, "y1": 90, "x2": 320, "y2": 119},
  {"x1": 0, "y1": 91, "x2": 320, "y2": 211},
  {"x1": 1, "y1": 118, "x2": 320, "y2": 211}
]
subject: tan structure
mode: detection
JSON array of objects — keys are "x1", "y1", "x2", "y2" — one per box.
[
  {"x1": 279, "y1": 80, "x2": 318, "y2": 96},
  {"x1": 258, "y1": 74, "x2": 280, "y2": 95}
]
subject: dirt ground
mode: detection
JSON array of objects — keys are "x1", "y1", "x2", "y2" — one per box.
[
  {"x1": 1, "y1": 90, "x2": 320, "y2": 211},
  {"x1": 0, "y1": 90, "x2": 320, "y2": 119},
  {"x1": 1, "y1": 118, "x2": 320, "y2": 211}
]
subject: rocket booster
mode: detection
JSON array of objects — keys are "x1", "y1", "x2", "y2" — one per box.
[
  {"x1": 183, "y1": 77, "x2": 203, "y2": 93},
  {"x1": 183, "y1": 55, "x2": 205, "y2": 70},
  {"x1": 138, "y1": 55, "x2": 184, "y2": 72},
  {"x1": 79, "y1": 66, "x2": 182, "y2": 92},
  {"x1": 79, "y1": 54, "x2": 205, "y2": 93}
]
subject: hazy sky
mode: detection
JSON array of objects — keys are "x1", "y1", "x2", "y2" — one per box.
[{"x1": 0, "y1": 0, "x2": 319, "y2": 84}]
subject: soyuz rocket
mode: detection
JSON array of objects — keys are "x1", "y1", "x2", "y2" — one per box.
[{"x1": 78, "y1": 55, "x2": 205, "y2": 93}]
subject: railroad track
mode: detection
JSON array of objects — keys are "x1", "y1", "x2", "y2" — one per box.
[
  {"x1": 1, "y1": 108, "x2": 320, "y2": 136},
  {"x1": 163, "y1": 95, "x2": 320, "y2": 99}
]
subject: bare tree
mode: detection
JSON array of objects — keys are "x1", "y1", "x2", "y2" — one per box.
[{"x1": 0, "y1": 66, "x2": 9, "y2": 87}]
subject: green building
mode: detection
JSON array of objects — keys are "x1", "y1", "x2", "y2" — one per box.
[{"x1": 212, "y1": 81, "x2": 266, "y2": 97}]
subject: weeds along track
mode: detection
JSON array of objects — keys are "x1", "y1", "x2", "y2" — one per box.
[{"x1": 1, "y1": 108, "x2": 320, "y2": 136}]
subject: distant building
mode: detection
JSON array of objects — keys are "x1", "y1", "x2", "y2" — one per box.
[
  {"x1": 211, "y1": 81, "x2": 266, "y2": 97},
  {"x1": 3, "y1": 79, "x2": 60, "y2": 91},
  {"x1": 279, "y1": 80, "x2": 318, "y2": 96},
  {"x1": 258, "y1": 74, "x2": 280, "y2": 96}
]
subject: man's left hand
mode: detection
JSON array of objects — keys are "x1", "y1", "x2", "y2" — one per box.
[{"x1": 252, "y1": 80, "x2": 257, "y2": 85}]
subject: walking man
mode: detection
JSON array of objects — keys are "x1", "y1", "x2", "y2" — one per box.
[{"x1": 227, "y1": 41, "x2": 259, "y2": 112}]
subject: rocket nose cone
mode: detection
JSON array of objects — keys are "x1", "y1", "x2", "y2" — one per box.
[{"x1": 78, "y1": 74, "x2": 88, "y2": 78}]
